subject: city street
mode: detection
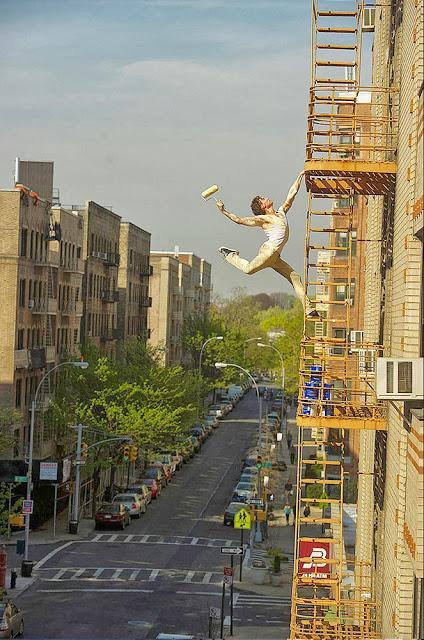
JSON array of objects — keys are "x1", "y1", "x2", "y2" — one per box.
[{"x1": 14, "y1": 390, "x2": 290, "y2": 639}]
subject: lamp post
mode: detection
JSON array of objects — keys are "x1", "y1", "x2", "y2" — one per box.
[
  {"x1": 23, "y1": 360, "x2": 89, "y2": 565},
  {"x1": 215, "y1": 362, "x2": 263, "y2": 543},
  {"x1": 257, "y1": 342, "x2": 286, "y2": 433},
  {"x1": 198, "y1": 336, "x2": 223, "y2": 412}
]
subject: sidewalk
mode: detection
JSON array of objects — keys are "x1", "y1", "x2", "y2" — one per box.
[
  {"x1": 232, "y1": 407, "x2": 297, "y2": 640},
  {"x1": 4, "y1": 508, "x2": 95, "y2": 547}
]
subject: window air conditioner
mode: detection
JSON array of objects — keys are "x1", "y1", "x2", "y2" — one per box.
[
  {"x1": 362, "y1": 7, "x2": 376, "y2": 32},
  {"x1": 376, "y1": 358, "x2": 423, "y2": 399},
  {"x1": 28, "y1": 299, "x2": 35, "y2": 309}
]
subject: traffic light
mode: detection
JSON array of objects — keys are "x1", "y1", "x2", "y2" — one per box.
[
  {"x1": 82, "y1": 442, "x2": 89, "y2": 459},
  {"x1": 256, "y1": 455, "x2": 262, "y2": 469},
  {"x1": 122, "y1": 444, "x2": 130, "y2": 462},
  {"x1": 129, "y1": 445, "x2": 138, "y2": 462}
]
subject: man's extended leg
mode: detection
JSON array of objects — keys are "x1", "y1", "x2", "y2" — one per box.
[
  {"x1": 221, "y1": 242, "x2": 276, "y2": 275},
  {"x1": 271, "y1": 256, "x2": 314, "y2": 313}
]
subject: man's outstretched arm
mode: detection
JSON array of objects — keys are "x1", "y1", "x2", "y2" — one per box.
[
  {"x1": 216, "y1": 200, "x2": 266, "y2": 226},
  {"x1": 280, "y1": 171, "x2": 304, "y2": 213}
]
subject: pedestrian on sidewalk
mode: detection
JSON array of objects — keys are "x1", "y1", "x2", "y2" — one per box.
[
  {"x1": 284, "y1": 504, "x2": 292, "y2": 525},
  {"x1": 287, "y1": 431, "x2": 293, "y2": 448},
  {"x1": 284, "y1": 479, "x2": 293, "y2": 498},
  {"x1": 290, "y1": 444, "x2": 296, "y2": 465}
]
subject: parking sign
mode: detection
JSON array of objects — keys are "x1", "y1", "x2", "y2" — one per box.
[{"x1": 22, "y1": 499, "x2": 33, "y2": 514}]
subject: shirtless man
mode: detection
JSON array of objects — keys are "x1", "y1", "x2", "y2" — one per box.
[{"x1": 217, "y1": 171, "x2": 319, "y2": 317}]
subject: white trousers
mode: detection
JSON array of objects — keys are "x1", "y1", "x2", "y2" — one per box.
[{"x1": 225, "y1": 241, "x2": 311, "y2": 311}]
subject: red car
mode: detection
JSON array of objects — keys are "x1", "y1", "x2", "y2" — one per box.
[
  {"x1": 141, "y1": 478, "x2": 161, "y2": 499},
  {"x1": 95, "y1": 502, "x2": 131, "y2": 530}
]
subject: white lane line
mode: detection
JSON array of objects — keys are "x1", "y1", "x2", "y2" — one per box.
[
  {"x1": 190, "y1": 538, "x2": 198, "y2": 545},
  {"x1": 108, "y1": 534, "x2": 118, "y2": 542},
  {"x1": 111, "y1": 569, "x2": 124, "y2": 580},
  {"x1": 70, "y1": 568, "x2": 86, "y2": 580},
  {"x1": 50, "y1": 568, "x2": 68, "y2": 581},
  {"x1": 38, "y1": 588, "x2": 154, "y2": 594},
  {"x1": 157, "y1": 536, "x2": 165, "y2": 543},
  {"x1": 183, "y1": 571, "x2": 195, "y2": 583},
  {"x1": 175, "y1": 591, "x2": 221, "y2": 596},
  {"x1": 93, "y1": 568, "x2": 104, "y2": 578},
  {"x1": 123, "y1": 535, "x2": 133, "y2": 542},
  {"x1": 148, "y1": 569, "x2": 159, "y2": 581},
  {"x1": 198, "y1": 456, "x2": 238, "y2": 519},
  {"x1": 202, "y1": 572, "x2": 212, "y2": 584},
  {"x1": 34, "y1": 541, "x2": 77, "y2": 570},
  {"x1": 92, "y1": 534, "x2": 102, "y2": 542},
  {"x1": 128, "y1": 569, "x2": 141, "y2": 581},
  {"x1": 140, "y1": 535, "x2": 149, "y2": 542}
]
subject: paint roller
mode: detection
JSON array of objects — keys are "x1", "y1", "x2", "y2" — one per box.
[{"x1": 201, "y1": 184, "x2": 219, "y2": 202}]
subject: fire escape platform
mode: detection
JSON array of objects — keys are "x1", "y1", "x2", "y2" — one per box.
[
  {"x1": 297, "y1": 414, "x2": 387, "y2": 430},
  {"x1": 305, "y1": 159, "x2": 397, "y2": 195}
]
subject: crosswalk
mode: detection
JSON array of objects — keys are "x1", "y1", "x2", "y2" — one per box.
[
  {"x1": 37, "y1": 566, "x2": 223, "y2": 586},
  {"x1": 234, "y1": 593, "x2": 291, "y2": 608},
  {"x1": 91, "y1": 533, "x2": 239, "y2": 549}
]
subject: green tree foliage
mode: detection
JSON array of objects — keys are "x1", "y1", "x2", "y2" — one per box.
[
  {"x1": 0, "y1": 483, "x2": 23, "y2": 537},
  {"x1": 0, "y1": 408, "x2": 20, "y2": 454}
]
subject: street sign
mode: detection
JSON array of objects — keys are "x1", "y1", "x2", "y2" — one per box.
[
  {"x1": 22, "y1": 499, "x2": 33, "y2": 514},
  {"x1": 209, "y1": 606, "x2": 220, "y2": 619},
  {"x1": 298, "y1": 541, "x2": 330, "y2": 578},
  {"x1": 234, "y1": 508, "x2": 251, "y2": 530},
  {"x1": 14, "y1": 476, "x2": 27, "y2": 483},
  {"x1": 264, "y1": 461, "x2": 273, "y2": 468},
  {"x1": 39, "y1": 461, "x2": 58, "y2": 481},
  {"x1": 221, "y1": 547, "x2": 243, "y2": 555},
  {"x1": 223, "y1": 574, "x2": 233, "y2": 585},
  {"x1": 73, "y1": 460, "x2": 86, "y2": 466},
  {"x1": 223, "y1": 567, "x2": 233, "y2": 576}
]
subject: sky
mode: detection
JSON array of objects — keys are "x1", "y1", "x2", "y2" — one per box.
[{"x1": 0, "y1": 0, "x2": 312, "y2": 297}]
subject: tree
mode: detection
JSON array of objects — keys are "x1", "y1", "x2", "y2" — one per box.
[{"x1": 0, "y1": 407, "x2": 20, "y2": 454}]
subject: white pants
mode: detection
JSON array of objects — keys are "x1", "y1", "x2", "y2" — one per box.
[{"x1": 224, "y1": 241, "x2": 311, "y2": 311}]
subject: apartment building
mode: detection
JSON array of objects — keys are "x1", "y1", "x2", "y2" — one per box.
[
  {"x1": 148, "y1": 250, "x2": 212, "y2": 365},
  {"x1": 355, "y1": 2, "x2": 424, "y2": 638},
  {"x1": 117, "y1": 222, "x2": 152, "y2": 341},
  {"x1": 79, "y1": 201, "x2": 121, "y2": 355},
  {"x1": 0, "y1": 161, "x2": 84, "y2": 459}
]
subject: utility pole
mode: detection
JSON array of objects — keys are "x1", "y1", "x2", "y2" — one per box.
[{"x1": 70, "y1": 424, "x2": 86, "y2": 534}]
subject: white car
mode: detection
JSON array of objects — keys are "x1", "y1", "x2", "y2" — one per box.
[
  {"x1": 155, "y1": 454, "x2": 177, "y2": 474},
  {"x1": 112, "y1": 493, "x2": 146, "y2": 518}
]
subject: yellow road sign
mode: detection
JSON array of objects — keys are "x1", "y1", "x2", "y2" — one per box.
[{"x1": 234, "y1": 508, "x2": 251, "y2": 529}]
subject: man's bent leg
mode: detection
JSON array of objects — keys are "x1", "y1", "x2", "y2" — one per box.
[
  {"x1": 224, "y1": 243, "x2": 276, "y2": 275},
  {"x1": 271, "y1": 256, "x2": 313, "y2": 312}
]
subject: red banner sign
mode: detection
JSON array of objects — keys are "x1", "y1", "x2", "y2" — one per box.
[{"x1": 298, "y1": 541, "x2": 330, "y2": 578}]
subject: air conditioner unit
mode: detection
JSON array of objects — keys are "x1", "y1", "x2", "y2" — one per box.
[
  {"x1": 28, "y1": 299, "x2": 35, "y2": 309},
  {"x1": 362, "y1": 7, "x2": 376, "y2": 32},
  {"x1": 358, "y1": 349, "x2": 375, "y2": 379},
  {"x1": 376, "y1": 358, "x2": 423, "y2": 400}
]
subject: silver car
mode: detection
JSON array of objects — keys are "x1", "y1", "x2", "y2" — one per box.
[
  {"x1": 0, "y1": 600, "x2": 24, "y2": 638},
  {"x1": 112, "y1": 493, "x2": 146, "y2": 518}
]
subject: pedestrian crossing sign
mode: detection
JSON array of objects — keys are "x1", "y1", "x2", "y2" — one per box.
[{"x1": 234, "y1": 508, "x2": 251, "y2": 529}]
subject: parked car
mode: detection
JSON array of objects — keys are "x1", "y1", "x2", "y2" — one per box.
[
  {"x1": 189, "y1": 435, "x2": 201, "y2": 453},
  {"x1": 201, "y1": 422, "x2": 214, "y2": 436},
  {"x1": 240, "y1": 474, "x2": 258, "y2": 486},
  {"x1": 149, "y1": 462, "x2": 172, "y2": 484},
  {"x1": 112, "y1": 493, "x2": 146, "y2": 518},
  {"x1": 220, "y1": 399, "x2": 234, "y2": 412},
  {"x1": 141, "y1": 478, "x2": 161, "y2": 499},
  {"x1": 205, "y1": 415, "x2": 218, "y2": 429},
  {"x1": 241, "y1": 466, "x2": 259, "y2": 477},
  {"x1": 127, "y1": 483, "x2": 152, "y2": 505},
  {"x1": 95, "y1": 502, "x2": 131, "y2": 530},
  {"x1": 169, "y1": 450, "x2": 184, "y2": 469},
  {"x1": 231, "y1": 489, "x2": 252, "y2": 503},
  {"x1": 157, "y1": 453, "x2": 178, "y2": 474},
  {"x1": 223, "y1": 502, "x2": 249, "y2": 526},
  {"x1": 189, "y1": 426, "x2": 207, "y2": 443},
  {"x1": 208, "y1": 405, "x2": 223, "y2": 418},
  {"x1": 0, "y1": 600, "x2": 24, "y2": 638},
  {"x1": 144, "y1": 466, "x2": 166, "y2": 488},
  {"x1": 235, "y1": 482, "x2": 257, "y2": 496}
]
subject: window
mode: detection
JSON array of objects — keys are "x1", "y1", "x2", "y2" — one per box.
[
  {"x1": 398, "y1": 361, "x2": 413, "y2": 394},
  {"x1": 334, "y1": 279, "x2": 355, "y2": 304},
  {"x1": 20, "y1": 228, "x2": 28, "y2": 257},
  {"x1": 18, "y1": 279, "x2": 26, "y2": 308},
  {"x1": 17, "y1": 329, "x2": 24, "y2": 350},
  {"x1": 332, "y1": 328, "x2": 346, "y2": 355},
  {"x1": 15, "y1": 378, "x2": 22, "y2": 409}
]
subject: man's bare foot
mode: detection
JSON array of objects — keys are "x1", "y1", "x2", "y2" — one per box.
[{"x1": 219, "y1": 246, "x2": 239, "y2": 258}]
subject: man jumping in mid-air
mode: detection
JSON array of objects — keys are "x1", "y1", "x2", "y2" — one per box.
[{"x1": 217, "y1": 171, "x2": 319, "y2": 317}]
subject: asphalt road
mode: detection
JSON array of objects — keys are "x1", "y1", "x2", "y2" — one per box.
[{"x1": 15, "y1": 390, "x2": 289, "y2": 639}]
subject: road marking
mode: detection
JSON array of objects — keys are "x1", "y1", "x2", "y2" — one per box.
[
  {"x1": 123, "y1": 535, "x2": 133, "y2": 542},
  {"x1": 51, "y1": 568, "x2": 68, "y2": 581},
  {"x1": 190, "y1": 538, "x2": 199, "y2": 545},
  {"x1": 111, "y1": 569, "x2": 124, "y2": 580},
  {"x1": 34, "y1": 541, "x2": 77, "y2": 570},
  {"x1": 38, "y1": 588, "x2": 155, "y2": 594},
  {"x1": 93, "y1": 568, "x2": 104, "y2": 578},
  {"x1": 202, "y1": 572, "x2": 212, "y2": 584},
  {"x1": 148, "y1": 569, "x2": 159, "y2": 581},
  {"x1": 129, "y1": 569, "x2": 141, "y2": 581},
  {"x1": 90, "y1": 533, "x2": 238, "y2": 549},
  {"x1": 108, "y1": 534, "x2": 118, "y2": 542},
  {"x1": 175, "y1": 591, "x2": 221, "y2": 596},
  {"x1": 70, "y1": 568, "x2": 86, "y2": 580},
  {"x1": 183, "y1": 571, "x2": 195, "y2": 583},
  {"x1": 198, "y1": 455, "x2": 238, "y2": 518}
]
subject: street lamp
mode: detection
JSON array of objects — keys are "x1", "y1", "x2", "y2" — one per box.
[
  {"x1": 257, "y1": 342, "x2": 286, "y2": 434},
  {"x1": 215, "y1": 362, "x2": 264, "y2": 543},
  {"x1": 23, "y1": 360, "x2": 89, "y2": 566}
]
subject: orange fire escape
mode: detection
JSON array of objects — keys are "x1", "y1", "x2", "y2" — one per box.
[{"x1": 290, "y1": 2, "x2": 397, "y2": 639}]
